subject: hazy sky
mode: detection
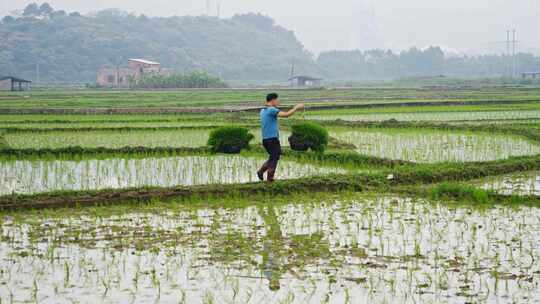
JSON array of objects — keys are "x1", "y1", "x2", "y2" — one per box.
[{"x1": 2, "y1": 0, "x2": 539, "y2": 55}]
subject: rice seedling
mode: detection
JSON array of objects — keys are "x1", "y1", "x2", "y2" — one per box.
[
  {"x1": 330, "y1": 127, "x2": 540, "y2": 163},
  {"x1": 1, "y1": 88, "x2": 540, "y2": 303},
  {"x1": 474, "y1": 171, "x2": 540, "y2": 196},
  {"x1": 0, "y1": 192, "x2": 537, "y2": 303},
  {"x1": 309, "y1": 109, "x2": 540, "y2": 123},
  {"x1": 0, "y1": 154, "x2": 346, "y2": 195}
]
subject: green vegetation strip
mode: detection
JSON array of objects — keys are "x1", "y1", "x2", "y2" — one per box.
[
  {"x1": 416, "y1": 182, "x2": 540, "y2": 207},
  {"x1": 0, "y1": 125, "x2": 259, "y2": 134},
  {"x1": 0, "y1": 146, "x2": 210, "y2": 159},
  {"x1": 3, "y1": 98, "x2": 540, "y2": 115},
  {"x1": 317, "y1": 120, "x2": 540, "y2": 142},
  {"x1": 2, "y1": 153, "x2": 540, "y2": 210}
]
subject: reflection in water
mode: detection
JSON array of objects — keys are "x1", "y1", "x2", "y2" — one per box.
[
  {"x1": 333, "y1": 129, "x2": 540, "y2": 163},
  {"x1": 1, "y1": 195, "x2": 539, "y2": 303},
  {"x1": 477, "y1": 171, "x2": 540, "y2": 196},
  {"x1": 260, "y1": 205, "x2": 284, "y2": 291},
  {"x1": 0, "y1": 155, "x2": 346, "y2": 195}
]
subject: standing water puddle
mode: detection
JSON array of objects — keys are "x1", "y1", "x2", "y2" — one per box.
[
  {"x1": 0, "y1": 195, "x2": 538, "y2": 303},
  {"x1": 0, "y1": 155, "x2": 345, "y2": 195}
]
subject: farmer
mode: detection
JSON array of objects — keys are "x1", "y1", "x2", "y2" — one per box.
[{"x1": 257, "y1": 93, "x2": 304, "y2": 182}]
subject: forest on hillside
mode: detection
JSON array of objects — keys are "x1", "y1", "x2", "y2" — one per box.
[
  {"x1": 0, "y1": 3, "x2": 318, "y2": 83},
  {"x1": 1, "y1": 3, "x2": 540, "y2": 84}
]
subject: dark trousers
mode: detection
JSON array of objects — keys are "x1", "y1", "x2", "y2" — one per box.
[{"x1": 259, "y1": 138, "x2": 281, "y2": 180}]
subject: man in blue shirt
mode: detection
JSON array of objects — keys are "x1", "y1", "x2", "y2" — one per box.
[{"x1": 258, "y1": 93, "x2": 304, "y2": 182}]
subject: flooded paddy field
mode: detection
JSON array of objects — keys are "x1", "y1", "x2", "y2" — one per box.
[
  {"x1": 2, "y1": 129, "x2": 291, "y2": 149},
  {"x1": 0, "y1": 114, "x2": 218, "y2": 123},
  {"x1": 0, "y1": 121, "x2": 250, "y2": 130},
  {"x1": 308, "y1": 110, "x2": 540, "y2": 123},
  {"x1": 305, "y1": 103, "x2": 540, "y2": 122},
  {"x1": 0, "y1": 193, "x2": 539, "y2": 303},
  {"x1": 2, "y1": 88, "x2": 540, "y2": 303},
  {"x1": 4, "y1": 129, "x2": 212, "y2": 149},
  {"x1": 3, "y1": 87, "x2": 540, "y2": 109},
  {"x1": 330, "y1": 127, "x2": 540, "y2": 163},
  {"x1": 475, "y1": 171, "x2": 540, "y2": 196},
  {"x1": 0, "y1": 155, "x2": 347, "y2": 195}
]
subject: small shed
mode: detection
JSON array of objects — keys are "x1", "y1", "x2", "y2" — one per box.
[
  {"x1": 522, "y1": 72, "x2": 540, "y2": 79},
  {"x1": 288, "y1": 75, "x2": 323, "y2": 87},
  {"x1": 0, "y1": 76, "x2": 32, "y2": 91}
]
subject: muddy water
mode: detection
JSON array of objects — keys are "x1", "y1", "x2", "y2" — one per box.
[
  {"x1": 0, "y1": 155, "x2": 345, "y2": 195},
  {"x1": 0, "y1": 195, "x2": 538, "y2": 303},
  {"x1": 332, "y1": 128, "x2": 540, "y2": 163}
]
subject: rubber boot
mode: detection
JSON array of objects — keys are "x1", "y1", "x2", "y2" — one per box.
[
  {"x1": 257, "y1": 162, "x2": 269, "y2": 181},
  {"x1": 267, "y1": 170, "x2": 276, "y2": 182}
]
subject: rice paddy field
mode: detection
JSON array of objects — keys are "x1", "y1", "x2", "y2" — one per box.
[{"x1": 1, "y1": 87, "x2": 540, "y2": 303}]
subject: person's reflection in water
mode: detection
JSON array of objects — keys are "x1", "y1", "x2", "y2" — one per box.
[
  {"x1": 259, "y1": 205, "x2": 284, "y2": 291},
  {"x1": 262, "y1": 241, "x2": 281, "y2": 291}
]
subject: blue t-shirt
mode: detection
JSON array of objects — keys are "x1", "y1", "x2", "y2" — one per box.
[{"x1": 260, "y1": 106, "x2": 280, "y2": 140}]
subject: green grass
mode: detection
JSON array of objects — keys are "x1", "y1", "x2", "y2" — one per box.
[{"x1": 429, "y1": 182, "x2": 491, "y2": 203}]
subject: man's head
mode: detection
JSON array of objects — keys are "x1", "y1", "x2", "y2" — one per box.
[{"x1": 266, "y1": 93, "x2": 279, "y2": 107}]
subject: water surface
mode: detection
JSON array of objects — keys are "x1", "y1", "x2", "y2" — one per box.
[
  {"x1": 0, "y1": 155, "x2": 345, "y2": 195},
  {"x1": 1, "y1": 194, "x2": 538, "y2": 303}
]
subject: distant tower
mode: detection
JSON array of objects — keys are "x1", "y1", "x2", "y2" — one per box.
[
  {"x1": 350, "y1": 0, "x2": 382, "y2": 50},
  {"x1": 290, "y1": 58, "x2": 296, "y2": 86}
]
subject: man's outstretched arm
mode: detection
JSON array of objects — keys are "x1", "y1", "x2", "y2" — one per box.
[{"x1": 278, "y1": 103, "x2": 305, "y2": 118}]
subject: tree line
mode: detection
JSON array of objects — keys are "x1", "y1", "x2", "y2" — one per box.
[
  {"x1": 132, "y1": 72, "x2": 227, "y2": 89},
  {"x1": 2, "y1": 3, "x2": 540, "y2": 86},
  {"x1": 317, "y1": 47, "x2": 540, "y2": 81},
  {"x1": 0, "y1": 3, "x2": 316, "y2": 84}
]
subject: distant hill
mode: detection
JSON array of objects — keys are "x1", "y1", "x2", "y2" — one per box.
[
  {"x1": 2, "y1": 4, "x2": 540, "y2": 85},
  {"x1": 0, "y1": 5, "x2": 319, "y2": 84}
]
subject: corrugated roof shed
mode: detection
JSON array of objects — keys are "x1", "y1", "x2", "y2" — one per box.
[
  {"x1": 0, "y1": 76, "x2": 32, "y2": 83},
  {"x1": 128, "y1": 59, "x2": 160, "y2": 65}
]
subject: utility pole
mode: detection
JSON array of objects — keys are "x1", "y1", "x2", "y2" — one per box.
[
  {"x1": 513, "y1": 29, "x2": 520, "y2": 78},
  {"x1": 35, "y1": 63, "x2": 40, "y2": 86},
  {"x1": 512, "y1": 29, "x2": 517, "y2": 78},
  {"x1": 506, "y1": 30, "x2": 511, "y2": 77},
  {"x1": 290, "y1": 58, "x2": 296, "y2": 87}
]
